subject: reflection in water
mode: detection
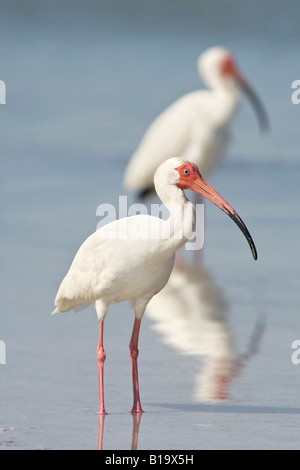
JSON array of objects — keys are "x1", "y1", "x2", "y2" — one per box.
[
  {"x1": 97, "y1": 413, "x2": 142, "y2": 450},
  {"x1": 146, "y1": 262, "x2": 265, "y2": 401},
  {"x1": 97, "y1": 414, "x2": 105, "y2": 450},
  {"x1": 130, "y1": 413, "x2": 142, "y2": 450}
]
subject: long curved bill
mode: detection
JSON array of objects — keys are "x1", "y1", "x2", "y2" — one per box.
[
  {"x1": 191, "y1": 175, "x2": 258, "y2": 260},
  {"x1": 235, "y1": 70, "x2": 269, "y2": 133},
  {"x1": 239, "y1": 77, "x2": 269, "y2": 133}
]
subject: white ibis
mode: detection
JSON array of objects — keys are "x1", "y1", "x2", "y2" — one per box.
[
  {"x1": 52, "y1": 157, "x2": 257, "y2": 415},
  {"x1": 124, "y1": 46, "x2": 269, "y2": 198}
]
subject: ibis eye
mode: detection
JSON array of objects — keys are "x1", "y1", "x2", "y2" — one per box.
[{"x1": 183, "y1": 169, "x2": 190, "y2": 175}]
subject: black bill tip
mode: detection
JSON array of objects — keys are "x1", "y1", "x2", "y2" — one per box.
[
  {"x1": 226, "y1": 209, "x2": 258, "y2": 261},
  {"x1": 242, "y1": 81, "x2": 270, "y2": 134}
]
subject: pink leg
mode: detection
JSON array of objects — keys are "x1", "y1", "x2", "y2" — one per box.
[
  {"x1": 129, "y1": 318, "x2": 143, "y2": 414},
  {"x1": 97, "y1": 319, "x2": 107, "y2": 415}
]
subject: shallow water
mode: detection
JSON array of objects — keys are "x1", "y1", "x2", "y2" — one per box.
[{"x1": 1, "y1": 1, "x2": 300, "y2": 450}]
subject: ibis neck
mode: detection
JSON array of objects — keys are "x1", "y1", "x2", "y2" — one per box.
[
  {"x1": 210, "y1": 87, "x2": 240, "y2": 128},
  {"x1": 160, "y1": 187, "x2": 196, "y2": 252}
]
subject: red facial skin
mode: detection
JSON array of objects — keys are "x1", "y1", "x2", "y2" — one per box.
[{"x1": 176, "y1": 162, "x2": 257, "y2": 260}]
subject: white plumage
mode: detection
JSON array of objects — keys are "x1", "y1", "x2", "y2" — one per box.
[
  {"x1": 124, "y1": 46, "x2": 268, "y2": 197},
  {"x1": 53, "y1": 218, "x2": 176, "y2": 317},
  {"x1": 52, "y1": 156, "x2": 257, "y2": 415}
]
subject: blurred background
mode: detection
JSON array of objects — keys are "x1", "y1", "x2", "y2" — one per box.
[{"x1": 0, "y1": 0, "x2": 300, "y2": 450}]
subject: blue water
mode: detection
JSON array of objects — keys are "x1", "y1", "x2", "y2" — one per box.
[{"x1": 1, "y1": 1, "x2": 300, "y2": 450}]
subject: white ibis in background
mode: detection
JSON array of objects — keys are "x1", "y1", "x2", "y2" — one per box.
[
  {"x1": 52, "y1": 157, "x2": 257, "y2": 415},
  {"x1": 124, "y1": 46, "x2": 269, "y2": 199}
]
